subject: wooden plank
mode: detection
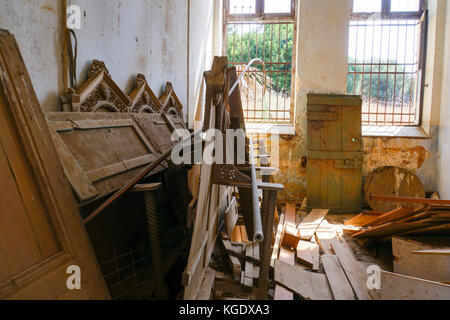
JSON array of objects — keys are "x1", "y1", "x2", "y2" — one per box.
[
  {"x1": 373, "y1": 270, "x2": 450, "y2": 300},
  {"x1": 285, "y1": 204, "x2": 296, "y2": 224},
  {"x1": 345, "y1": 212, "x2": 382, "y2": 226},
  {"x1": 315, "y1": 231, "x2": 337, "y2": 255},
  {"x1": 392, "y1": 236, "x2": 450, "y2": 282},
  {"x1": 299, "y1": 209, "x2": 329, "y2": 240},
  {"x1": 321, "y1": 254, "x2": 355, "y2": 300},
  {"x1": 296, "y1": 240, "x2": 319, "y2": 270},
  {"x1": 399, "y1": 223, "x2": 450, "y2": 236},
  {"x1": 352, "y1": 221, "x2": 433, "y2": 239},
  {"x1": 330, "y1": 238, "x2": 371, "y2": 300},
  {"x1": 195, "y1": 268, "x2": 216, "y2": 300},
  {"x1": 274, "y1": 260, "x2": 333, "y2": 300},
  {"x1": 224, "y1": 197, "x2": 238, "y2": 237},
  {"x1": 270, "y1": 213, "x2": 285, "y2": 268},
  {"x1": 279, "y1": 247, "x2": 295, "y2": 266},
  {"x1": 281, "y1": 222, "x2": 301, "y2": 249},
  {"x1": 274, "y1": 285, "x2": 294, "y2": 300},
  {"x1": 221, "y1": 237, "x2": 242, "y2": 280},
  {"x1": 360, "y1": 207, "x2": 413, "y2": 227}
]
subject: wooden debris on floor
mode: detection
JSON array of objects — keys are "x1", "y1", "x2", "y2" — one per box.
[
  {"x1": 350, "y1": 205, "x2": 450, "y2": 240},
  {"x1": 392, "y1": 236, "x2": 450, "y2": 283},
  {"x1": 369, "y1": 270, "x2": 450, "y2": 300},
  {"x1": 271, "y1": 204, "x2": 375, "y2": 300}
]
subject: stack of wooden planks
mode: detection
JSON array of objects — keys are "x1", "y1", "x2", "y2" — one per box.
[
  {"x1": 347, "y1": 205, "x2": 450, "y2": 241},
  {"x1": 271, "y1": 204, "x2": 373, "y2": 300}
]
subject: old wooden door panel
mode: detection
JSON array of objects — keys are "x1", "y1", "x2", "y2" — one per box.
[
  {"x1": 133, "y1": 113, "x2": 174, "y2": 152},
  {"x1": 307, "y1": 94, "x2": 362, "y2": 212},
  {"x1": 0, "y1": 29, "x2": 109, "y2": 299},
  {"x1": 46, "y1": 112, "x2": 164, "y2": 202}
]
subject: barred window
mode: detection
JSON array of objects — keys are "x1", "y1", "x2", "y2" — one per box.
[
  {"x1": 348, "y1": 0, "x2": 427, "y2": 126},
  {"x1": 224, "y1": 0, "x2": 297, "y2": 124}
]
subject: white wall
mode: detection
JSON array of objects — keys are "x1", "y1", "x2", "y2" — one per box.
[
  {"x1": 0, "y1": 0, "x2": 217, "y2": 120},
  {"x1": 0, "y1": 0, "x2": 63, "y2": 111}
]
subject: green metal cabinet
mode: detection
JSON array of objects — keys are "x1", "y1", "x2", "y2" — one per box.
[{"x1": 306, "y1": 93, "x2": 362, "y2": 213}]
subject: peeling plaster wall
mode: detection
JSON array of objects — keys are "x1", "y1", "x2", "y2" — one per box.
[
  {"x1": 437, "y1": 0, "x2": 450, "y2": 199},
  {"x1": 0, "y1": 0, "x2": 63, "y2": 111},
  {"x1": 273, "y1": 0, "x2": 443, "y2": 203}
]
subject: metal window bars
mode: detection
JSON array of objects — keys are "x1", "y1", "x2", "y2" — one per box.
[{"x1": 226, "y1": 21, "x2": 295, "y2": 124}]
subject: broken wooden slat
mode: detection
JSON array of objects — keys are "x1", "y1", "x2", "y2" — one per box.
[
  {"x1": 274, "y1": 285, "x2": 294, "y2": 300},
  {"x1": 274, "y1": 260, "x2": 333, "y2": 300},
  {"x1": 270, "y1": 213, "x2": 285, "y2": 268},
  {"x1": 330, "y1": 238, "x2": 371, "y2": 300},
  {"x1": 352, "y1": 221, "x2": 434, "y2": 239},
  {"x1": 299, "y1": 209, "x2": 329, "y2": 240},
  {"x1": 360, "y1": 207, "x2": 412, "y2": 227},
  {"x1": 195, "y1": 268, "x2": 216, "y2": 300},
  {"x1": 345, "y1": 212, "x2": 385, "y2": 226},
  {"x1": 224, "y1": 197, "x2": 239, "y2": 237},
  {"x1": 315, "y1": 231, "x2": 337, "y2": 255},
  {"x1": 285, "y1": 204, "x2": 296, "y2": 224},
  {"x1": 281, "y1": 222, "x2": 301, "y2": 250},
  {"x1": 296, "y1": 240, "x2": 319, "y2": 271},
  {"x1": 321, "y1": 254, "x2": 355, "y2": 300},
  {"x1": 221, "y1": 236, "x2": 242, "y2": 280}
]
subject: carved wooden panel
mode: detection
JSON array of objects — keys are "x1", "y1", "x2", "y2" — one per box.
[
  {"x1": 67, "y1": 60, "x2": 131, "y2": 113},
  {"x1": 129, "y1": 74, "x2": 162, "y2": 113},
  {"x1": 160, "y1": 81, "x2": 184, "y2": 119},
  {"x1": 0, "y1": 29, "x2": 109, "y2": 300}
]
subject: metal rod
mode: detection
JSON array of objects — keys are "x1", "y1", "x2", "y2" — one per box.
[
  {"x1": 84, "y1": 129, "x2": 201, "y2": 224},
  {"x1": 248, "y1": 137, "x2": 264, "y2": 242},
  {"x1": 257, "y1": 189, "x2": 277, "y2": 300},
  {"x1": 369, "y1": 194, "x2": 450, "y2": 205}
]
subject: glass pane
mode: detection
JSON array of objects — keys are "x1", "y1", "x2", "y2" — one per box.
[
  {"x1": 229, "y1": 0, "x2": 256, "y2": 14},
  {"x1": 391, "y1": 0, "x2": 420, "y2": 12},
  {"x1": 353, "y1": 0, "x2": 382, "y2": 13},
  {"x1": 264, "y1": 0, "x2": 291, "y2": 14}
]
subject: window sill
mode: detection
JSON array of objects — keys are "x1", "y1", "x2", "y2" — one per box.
[
  {"x1": 246, "y1": 123, "x2": 296, "y2": 135},
  {"x1": 362, "y1": 125, "x2": 429, "y2": 138}
]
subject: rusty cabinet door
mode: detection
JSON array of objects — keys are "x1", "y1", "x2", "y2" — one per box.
[
  {"x1": 306, "y1": 94, "x2": 362, "y2": 213},
  {"x1": 0, "y1": 30, "x2": 109, "y2": 300}
]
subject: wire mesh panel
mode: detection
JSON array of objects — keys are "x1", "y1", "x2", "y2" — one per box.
[
  {"x1": 226, "y1": 22, "x2": 295, "y2": 124},
  {"x1": 348, "y1": 18, "x2": 423, "y2": 126}
]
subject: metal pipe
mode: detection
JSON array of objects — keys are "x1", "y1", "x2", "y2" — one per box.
[
  {"x1": 228, "y1": 58, "x2": 266, "y2": 97},
  {"x1": 369, "y1": 194, "x2": 450, "y2": 205},
  {"x1": 248, "y1": 137, "x2": 264, "y2": 242}
]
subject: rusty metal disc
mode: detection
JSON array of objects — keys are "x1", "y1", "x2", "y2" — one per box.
[{"x1": 364, "y1": 166, "x2": 425, "y2": 212}]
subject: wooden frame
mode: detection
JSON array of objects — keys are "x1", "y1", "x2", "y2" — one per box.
[
  {"x1": 224, "y1": 0, "x2": 297, "y2": 22},
  {"x1": 350, "y1": 0, "x2": 427, "y2": 20},
  {"x1": 0, "y1": 29, "x2": 109, "y2": 299}
]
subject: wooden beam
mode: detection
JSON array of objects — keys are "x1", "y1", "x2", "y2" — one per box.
[{"x1": 321, "y1": 254, "x2": 355, "y2": 300}]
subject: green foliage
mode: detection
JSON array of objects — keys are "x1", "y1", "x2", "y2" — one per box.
[
  {"x1": 347, "y1": 58, "x2": 416, "y2": 104},
  {"x1": 226, "y1": 23, "x2": 294, "y2": 94}
]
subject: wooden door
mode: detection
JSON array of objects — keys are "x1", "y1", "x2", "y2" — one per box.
[
  {"x1": 0, "y1": 29, "x2": 109, "y2": 299},
  {"x1": 306, "y1": 94, "x2": 362, "y2": 213}
]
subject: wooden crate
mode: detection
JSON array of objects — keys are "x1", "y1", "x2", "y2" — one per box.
[{"x1": 306, "y1": 93, "x2": 362, "y2": 213}]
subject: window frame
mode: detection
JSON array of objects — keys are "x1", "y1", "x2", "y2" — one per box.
[
  {"x1": 223, "y1": 0, "x2": 298, "y2": 125},
  {"x1": 349, "y1": 0, "x2": 428, "y2": 128},
  {"x1": 225, "y1": 0, "x2": 297, "y2": 22}
]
